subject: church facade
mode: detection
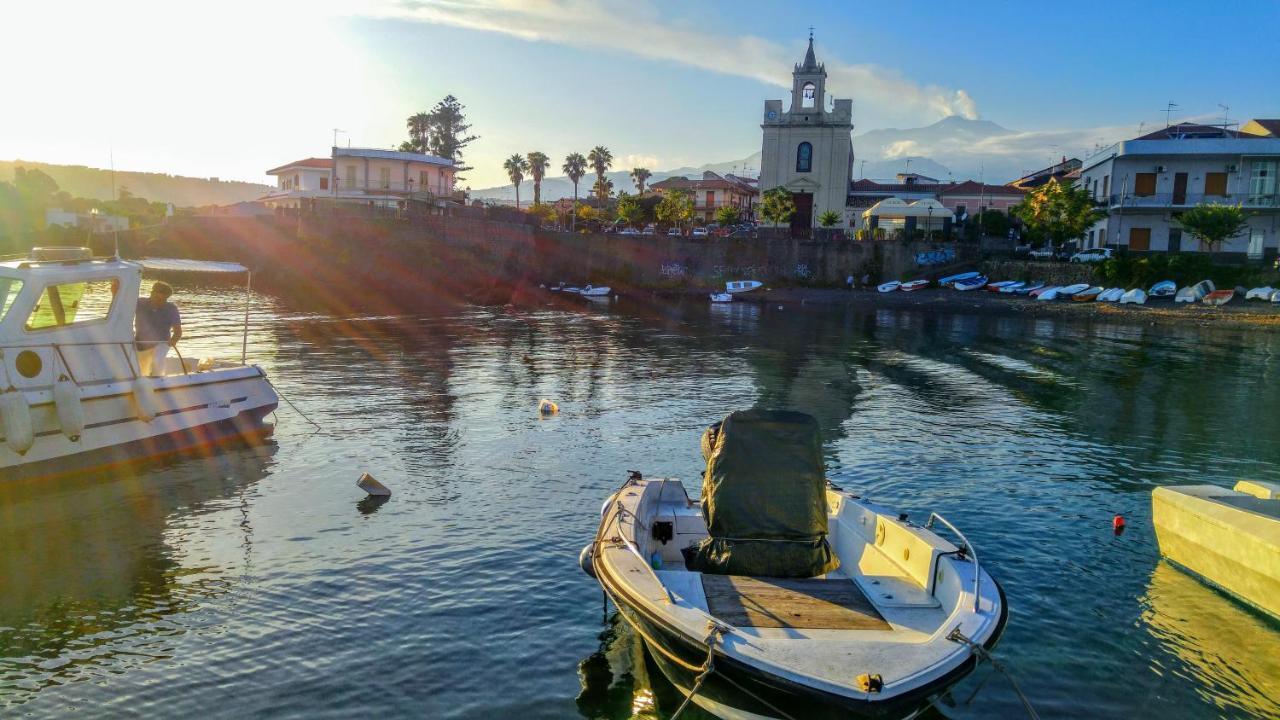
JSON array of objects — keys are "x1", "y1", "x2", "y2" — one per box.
[{"x1": 759, "y1": 36, "x2": 854, "y2": 234}]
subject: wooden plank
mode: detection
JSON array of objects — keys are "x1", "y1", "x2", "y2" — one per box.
[{"x1": 701, "y1": 575, "x2": 891, "y2": 630}]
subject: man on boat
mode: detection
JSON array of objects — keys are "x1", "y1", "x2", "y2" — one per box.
[{"x1": 135, "y1": 281, "x2": 183, "y2": 377}]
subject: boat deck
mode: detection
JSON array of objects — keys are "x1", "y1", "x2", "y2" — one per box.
[{"x1": 701, "y1": 575, "x2": 891, "y2": 631}]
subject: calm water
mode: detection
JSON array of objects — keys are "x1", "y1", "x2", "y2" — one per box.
[{"x1": 3, "y1": 288, "x2": 1280, "y2": 719}]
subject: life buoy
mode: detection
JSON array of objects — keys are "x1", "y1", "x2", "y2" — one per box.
[
  {"x1": 132, "y1": 377, "x2": 159, "y2": 422},
  {"x1": 54, "y1": 376, "x2": 85, "y2": 441},
  {"x1": 1, "y1": 389, "x2": 34, "y2": 455}
]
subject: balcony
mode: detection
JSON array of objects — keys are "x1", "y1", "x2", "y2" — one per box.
[{"x1": 1104, "y1": 192, "x2": 1280, "y2": 209}]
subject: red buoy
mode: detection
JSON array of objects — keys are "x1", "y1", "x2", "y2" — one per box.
[{"x1": 1113, "y1": 515, "x2": 1126, "y2": 534}]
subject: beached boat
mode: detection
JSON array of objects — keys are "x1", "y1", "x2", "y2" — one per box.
[
  {"x1": 1029, "y1": 285, "x2": 1056, "y2": 299},
  {"x1": 1149, "y1": 280, "x2": 1177, "y2": 298},
  {"x1": 579, "y1": 285, "x2": 611, "y2": 297},
  {"x1": 1175, "y1": 280, "x2": 1215, "y2": 303},
  {"x1": 1098, "y1": 288, "x2": 1125, "y2": 302},
  {"x1": 1245, "y1": 286, "x2": 1275, "y2": 301},
  {"x1": 1273, "y1": 290, "x2": 1280, "y2": 304},
  {"x1": 1072, "y1": 287, "x2": 1103, "y2": 302},
  {"x1": 899, "y1": 280, "x2": 929, "y2": 292},
  {"x1": 1119, "y1": 289, "x2": 1147, "y2": 305},
  {"x1": 725, "y1": 280, "x2": 763, "y2": 294},
  {"x1": 1011, "y1": 282, "x2": 1045, "y2": 295},
  {"x1": 938, "y1": 271, "x2": 979, "y2": 286},
  {"x1": 709, "y1": 293, "x2": 733, "y2": 303},
  {"x1": 953, "y1": 276, "x2": 988, "y2": 291},
  {"x1": 877, "y1": 280, "x2": 902, "y2": 293},
  {"x1": 1202, "y1": 289, "x2": 1234, "y2": 306},
  {"x1": 0, "y1": 250, "x2": 278, "y2": 481},
  {"x1": 1054, "y1": 283, "x2": 1089, "y2": 298},
  {"x1": 1153, "y1": 480, "x2": 1280, "y2": 620},
  {"x1": 985, "y1": 281, "x2": 1018, "y2": 292},
  {"x1": 583, "y1": 411, "x2": 1008, "y2": 720}
]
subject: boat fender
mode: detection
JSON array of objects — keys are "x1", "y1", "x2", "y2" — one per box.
[
  {"x1": 54, "y1": 375, "x2": 85, "y2": 442},
  {"x1": 855, "y1": 674, "x2": 883, "y2": 693},
  {"x1": 538, "y1": 398, "x2": 559, "y2": 416},
  {"x1": 579, "y1": 543, "x2": 597, "y2": 579},
  {"x1": 132, "y1": 377, "x2": 159, "y2": 422},
  {"x1": 1, "y1": 388, "x2": 34, "y2": 455},
  {"x1": 1113, "y1": 514, "x2": 1126, "y2": 535}
]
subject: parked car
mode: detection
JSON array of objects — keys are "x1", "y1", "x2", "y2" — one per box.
[
  {"x1": 691, "y1": 227, "x2": 709, "y2": 238},
  {"x1": 1014, "y1": 243, "x2": 1032, "y2": 255},
  {"x1": 619, "y1": 227, "x2": 640, "y2": 236},
  {"x1": 642, "y1": 224, "x2": 656, "y2": 236},
  {"x1": 1029, "y1": 246, "x2": 1054, "y2": 259},
  {"x1": 1070, "y1": 248, "x2": 1112, "y2": 263},
  {"x1": 667, "y1": 227, "x2": 682, "y2": 237}
]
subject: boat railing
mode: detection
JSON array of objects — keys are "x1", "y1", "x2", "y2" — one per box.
[
  {"x1": 925, "y1": 512, "x2": 982, "y2": 612},
  {"x1": 596, "y1": 477, "x2": 674, "y2": 605},
  {"x1": 1, "y1": 339, "x2": 249, "y2": 385}
]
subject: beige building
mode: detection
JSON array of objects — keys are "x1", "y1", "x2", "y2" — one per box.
[
  {"x1": 649, "y1": 172, "x2": 758, "y2": 222},
  {"x1": 759, "y1": 35, "x2": 854, "y2": 234},
  {"x1": 263, "y1": 147, "x2": 458, "y2": 209}
]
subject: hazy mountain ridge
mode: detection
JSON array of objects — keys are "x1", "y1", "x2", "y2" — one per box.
[{"x1": 0, "y1": 160, "x2": 272, "y2": 207}]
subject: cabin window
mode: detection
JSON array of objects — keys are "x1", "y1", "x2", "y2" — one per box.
[
  {"x1": 796, "y1": 142, "x2": 813, "y2": 173},
  {"x1": 0, "y1": 279, "x2": 23, "y2": 321},
  {"x1": 25, "y1": 280, "x2": 116, "y2": 332}
]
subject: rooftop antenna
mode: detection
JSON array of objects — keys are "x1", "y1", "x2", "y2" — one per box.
[
  {"x1": 1138, "y1": 121, "x2": 1145, "y2": 137},
  {"x1": 1163, "y1": 101, "x2": 1179, "y2": 128},
  {"x1": 1217, "y1": 103, "x2": 1233, "y2": 134},
  {"x1": 332, "y1": 128, "x2": 346, "y2": 148}
]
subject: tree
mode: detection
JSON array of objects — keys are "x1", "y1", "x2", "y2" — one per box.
[
  {"x1": 630, "y1": 167, "x2": 652, "y2": 196},
  {"x1": 587, "y1": 145, "x2": 613, "y2": 201},
  {"x1": 424, "y1": 95, "x2": 478, "y2": 174},
  {"x1": 526, "y1": 151, "x2": 550, "y2": 206},
  {"x1": 503, "y1": 154, "x2": 529, "y2": 209},
  {"x1": 978, "y1": 209, "x2": 1009, "y2": 238},
  {"x1": 616, "y1": 192, "x2": 641, "y2": 225},
  {"x1": 818, "y1": 210, "x2": 841, "y2": 228},
  {"x1": 591, "y1": 176, "x2": 614, "y2": 200},
  {"x1": 526, "y1": 202, "x2": 556, "y2": 227},
  {"x1": 759, "y1": 187, "x2": 796, "y2": 225},
  {"x1": 655, "y1": 189, "x2": 694, "y2": 228},
  {"x1": 562, "y1": 152, "x2": 587, "y2": 232},
  {"x1": 715, "y1": 206, "x2": 739, "y2": 225},
  {"x1": 1177, "y1": 203, "x2": 1250, "y2": 254},
  {"x1": 400, "y1": 112, "x2": 431, "y2": 153},
  {"x1": 1010, "y1": 181, "x2": 1105, "y2": 249}
]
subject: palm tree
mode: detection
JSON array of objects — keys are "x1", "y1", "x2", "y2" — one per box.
[
  {"x1": 587, "y1": 145, "x2": 613, "y2": 201},
  {"x1": 503, "y1": 154, "x2": 529, "y2": 209},
  {"x1": 630, "y1": 167, "x2": 652, "y2": 196},
  {"x1": 563, "y1": 152, "x2": 587, "y2": 231},
  {"x1": 592, "y1": 176, "x2": 614, "y2": 200},
  {"x1": 526, "y1": 151, "x2": 550, "y2": 206},
  {"x1": 406, "y1": 112, "x2": 431, "y2": 152}
]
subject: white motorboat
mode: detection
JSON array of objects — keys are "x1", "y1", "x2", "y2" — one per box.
[
  {"x1": 1119, "y1": 289, "x2": 1147, "y2": 305},
  {"x1": 1245, "y1": 286, "x2": 1275, "y2": 301},
  {"x1": 1175, "y1": 279, "x2": 1215, "y2": 303},
  {"x1": 709, "y1": 293, "x2": 733, "y2": 303},
  {"x1": 877, "y1": 280, "x2": 902, "y2": 293},
  {"x1": 580, "y1": 285, "x2": 612, "y2": 297},
  {"x1": 0, "y1": 250, "x2": 278, "y2": 481},
  {"x1": 725, "y1": 280, "x2": 763, "y2": 294},
  {"x1": 582, "y1": 412, "x2": 1007, "y2": 720}
]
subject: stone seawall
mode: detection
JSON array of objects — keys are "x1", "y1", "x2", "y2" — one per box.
[{"x1": 979, "y1": 259, "x2": 1097, "y2": 285}]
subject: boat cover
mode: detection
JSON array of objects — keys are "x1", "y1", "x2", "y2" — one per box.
[{"x1": 684, "y1": 409, "x2": 839, "y2": 578}]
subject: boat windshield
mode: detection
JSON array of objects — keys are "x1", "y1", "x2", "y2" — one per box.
[{"x1": 0, "y1": 278, "x2": 22, "y2": 323}]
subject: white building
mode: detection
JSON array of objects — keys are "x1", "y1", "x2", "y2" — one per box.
[
  {"x1": 759, "y1": 34, "x2": 854, "y2": 234},
  {"x1": 1079, "y1": 122, "x2": 1280, "y2": 259},
  {"x1": 45, "y1": 208, "x2": 128, "y2": 232},
  {"x1": 263, "y1": 147, "x2": 458, "y2": 209}
]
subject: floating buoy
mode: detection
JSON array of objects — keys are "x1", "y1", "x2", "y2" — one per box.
[
  {"x1": 1, "y1": 388, "x2": 34, "y2": 455},
  {"x1": 357, "y1": 472, "x2": 391, "y2": 497},
  {"x1": 539, "y1": 399, "x2": 559, "y2": 415},
  {"x1": 1113, "y1": 514, "x2": 1126, "y2": 535},
  {"x1": 54, "y1": 376, "x2": 84, "y2": 442},
  {"x1": 579, "y1": 544, "x2": 597, "y2": 579}
]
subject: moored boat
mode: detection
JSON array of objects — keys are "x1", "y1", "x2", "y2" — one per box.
[
  {"x1": 709, "y1": 293, "x2": 733, "y2": 303},
  {"x1": 1202, "y1": 289, "x2": 1235, "y2": 306},
  {"x1": 726, "y1": 280, "x2": 764, "y2": 294},
  {"x1": 0, "y1": 250, "x2": 279, "y2": 481},
  {"x1": 1175, "y1": 279, "x2": 1215, "y2": 303},
  {"x1": 1072, "y1": 286, "x2": 1103, "y2": 302},
  {"x1": 877, "y1": 280, "x2": 902, "y2": 293},
  {"x1": 899, "y1": 279, "x2": 929, "y2": 292},
  {"x1": 580, "y1": 284, "x2": 612, "y2": 297},
  {"x1": 1119, "y1": 288, "x2": 1147, "y2": 305},
  {"x1": 583, "y1": 411, "x2": 1008, "y2": 720}
]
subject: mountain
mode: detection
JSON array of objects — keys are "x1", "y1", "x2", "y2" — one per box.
[{"x1": 0, "y1": 160, "x2": 272, "y2": 207}]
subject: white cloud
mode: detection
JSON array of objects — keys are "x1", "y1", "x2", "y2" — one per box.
[
  {"x1": 361, "y1": 0, "x2": 980, "y2": 122},
  {"x1": 622, "y1": 154, "x2": 660, "y2": 169}
]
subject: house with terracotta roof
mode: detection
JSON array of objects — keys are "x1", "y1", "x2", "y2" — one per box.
[
  {"x1": 1079, "y1": 119, "x2": 1280, "y2": 258},
  {"x1": 262, "y1": 147, "x2": 458, "y2": 209},
  {"x1": 649, "y1": 171, "x2": 759, "y2": 222}
]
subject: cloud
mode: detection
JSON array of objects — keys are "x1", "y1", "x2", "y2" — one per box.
[
  {"x1": 361, "y1": 0, "x2": 980, "y2": 122},
  {"x1": 882, "y1": 140, "x2": 921, "y2": 159},
  {"x1": 622, "y1": 154, "x2": 660, "y2": 169}
]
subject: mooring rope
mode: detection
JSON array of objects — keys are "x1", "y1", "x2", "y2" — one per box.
[
  {"x1": 669, "y1": 625, "x2": 724, "y2": 720},
  {"x1": 947, "y1": 628, "x2": 1041, "y2": 720},
  {"x1": 263, "y1": 377, "x2": 323, "y2": 431}
]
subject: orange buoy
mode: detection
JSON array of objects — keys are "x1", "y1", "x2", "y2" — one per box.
[{"x1": 1113, "y1": 515, "x2": 1126, "y2": 534}]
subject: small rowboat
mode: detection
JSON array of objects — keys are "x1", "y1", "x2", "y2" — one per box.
[
  {"x1": 1072, "y1": 287, "x2": 1103, "y2": 302},
  {"x1": 900, "y1": 279, "x2": 929, "y2": 292},
  {"x1": 726, "y1": 280, "x2": 764, "y2": 294},
  {"x1": 1098, "y1": 288, "x2": 1125, "y2": 302},
  {"x1": 938, "y1": 271, "x2": 979, "y2": 286},
  {"x1": 580, "y1": 285, "x2": 612, "y2": 297},
  {"x1": 1011, "y1": 282, "x2": 1045, "y2": 295},
  {"x1": 1273, "y1": 290, "x2": 1280, "y2": 304},
  {"x1": 1149, "y1": 280, "x2": 1177, "y2": 298},
  {"x1": 1202, "y1": 289, "x2": 1235, "y2": 306},
  {"x1": 1175, "y1": 280, "x2": 1215, "y2": 303},
  {"x1": 1246, "y1": 286, "x2": 1275, "y2": 301},
  {"x1": 1029, "y1": 285, "x2": 1056, "y2": 298},
  {"x1": 1035, "y1": 287, "x2": 1061, "y2": 301},
  {"x1": 709, "y1": 293, "x2": 733, "y2": 303},
  {"x1": 985, "y1": 280, "x2": 1019, "y2": 292},
  {"x1": 878, "y1": 280, "x2": 902, "y2": 293},
  {"x1": 953, "y1": 276, "x2": 988, "y2": 291},
  {"x1": 1119, "y1": 289, "x2": 1147, "y2": 305}
]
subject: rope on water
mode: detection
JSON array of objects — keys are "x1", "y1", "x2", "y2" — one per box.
[
  {"x1": 948, "y1": 628, "x2": 1041, "y2": 720},
  {"x1": 264, "y1": 377, "x2": 323, "y2": 431}
]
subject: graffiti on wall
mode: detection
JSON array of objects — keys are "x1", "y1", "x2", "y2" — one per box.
[
  {"x1": 712, "y1": 265, "x2": 768, "y2": 279},
  {"x1": 660, "y1": 262, "x2": 689, "y2": 278},
  {"x1": 915, "y1": 247, "x2": 955, "y2": 266}
]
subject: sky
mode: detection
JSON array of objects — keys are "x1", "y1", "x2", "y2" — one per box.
[{"x1": 2, "y1": 0, "x2": 1278, "y2": 189}]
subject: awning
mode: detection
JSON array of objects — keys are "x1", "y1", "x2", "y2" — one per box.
[{"x1": 139, "y1": 258, "x2": 248, "y2": 273}]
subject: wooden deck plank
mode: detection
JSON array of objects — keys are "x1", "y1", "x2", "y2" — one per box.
[{"x1": 700, "y1": 575, "x2": 891, "y2": 630}]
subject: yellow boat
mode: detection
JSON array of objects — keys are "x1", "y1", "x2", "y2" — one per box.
[{"x1": 1152, "y1": 480, "x2": 1280, "y2": 619}]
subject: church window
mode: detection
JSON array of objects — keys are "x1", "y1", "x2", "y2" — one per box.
[
  {"x1": 796, "y1": 142, "x2": 812, "y2": 173},
  {"x1": 801, "y1": 82, "x2": 815, "y2": 109}
]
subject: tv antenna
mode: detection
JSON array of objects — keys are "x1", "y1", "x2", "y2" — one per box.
[
  {"x1": 1162, "y1": 102, "x2": 1179, "y2": 128},
  {"x1": 332, "y1": 128, "x2": 347, "y2": 148}
]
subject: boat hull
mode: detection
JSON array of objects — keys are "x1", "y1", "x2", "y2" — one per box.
[{"x1": 602, "y1": 565, "x2": 1008, "y2": 720}]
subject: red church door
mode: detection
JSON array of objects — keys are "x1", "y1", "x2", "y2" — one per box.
[{"x1": 790, "y1": 192, "x2": 813, "y2": 238}]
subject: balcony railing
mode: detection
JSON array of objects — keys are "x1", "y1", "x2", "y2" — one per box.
[{"x1": 1103, "y1": 192, "x2": 1280, "y2": 209}]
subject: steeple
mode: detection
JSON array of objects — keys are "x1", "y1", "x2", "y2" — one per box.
[{"x1": 801, "y1": 29, "x2": 818, "y2": 71}]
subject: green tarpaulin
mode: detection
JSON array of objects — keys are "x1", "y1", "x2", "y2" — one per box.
[{"x1": 683, "y1": 409, "x2": 838, "y2": 578}]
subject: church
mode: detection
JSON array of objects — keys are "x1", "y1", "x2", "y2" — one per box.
[{"x1": 759, "y1": 34, "x2": 854, "y2": 234}]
